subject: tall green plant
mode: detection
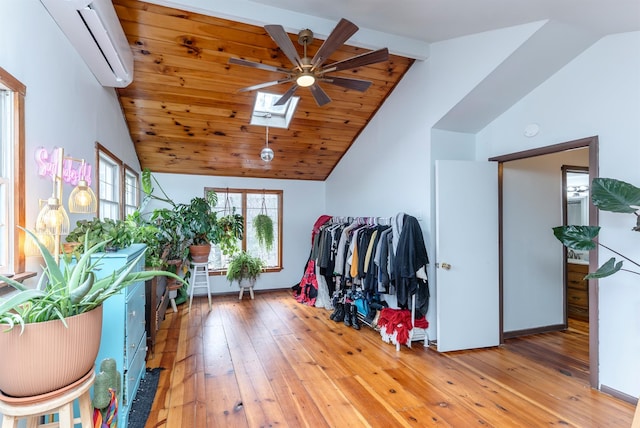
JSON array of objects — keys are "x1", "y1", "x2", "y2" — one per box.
[
  {"x1": 553, "y1": 177, "x2": 640, "y2": 279},
  {"x1": 0, "y1": 229, "x2": 187, "y2": 331}
]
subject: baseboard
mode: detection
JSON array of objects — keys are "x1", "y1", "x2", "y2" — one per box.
[
  {"x1": 503, "y1": 323, "x2": 565, "y2": 340},
  {"x1": 600, "y1": 384, "x2": 638, "y2": 405}
]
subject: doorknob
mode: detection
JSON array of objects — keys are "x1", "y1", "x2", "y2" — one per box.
[{"x1": 439, "y1": 262, "x2": 451, "y2": 270}]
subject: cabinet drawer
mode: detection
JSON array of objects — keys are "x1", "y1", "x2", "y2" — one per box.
[
  {"x1": 123, "y1": 333, "x2": 147, "y2": 409},
  {"x1": 567, "y1": 288, "x2": 588, "y2": 308},
  {"x1": 126, "y1": 255, "x2": 146, "y2": 297},
  {"x1": 568, "y1": 304, "x2": 589, "y2": 321},
  {"x1": 567, "y1": 264, "x2": 588, "y2": 290},
  {"x1": 125, "y1": 283, "x2": 146, "y2": 368}
]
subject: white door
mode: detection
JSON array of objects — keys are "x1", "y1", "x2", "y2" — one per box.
[{"x1": 435, "y1": 160, "x2": 499, "y2": 352}]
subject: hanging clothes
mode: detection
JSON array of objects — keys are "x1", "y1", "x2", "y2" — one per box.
[{"x1": 393, "y1": 214, "x2": 430, "y2": 318}]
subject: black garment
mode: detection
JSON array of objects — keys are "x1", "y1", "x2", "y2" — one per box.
[{"x1": 393, "y1": 215, "x2": 429, "y2": 312}]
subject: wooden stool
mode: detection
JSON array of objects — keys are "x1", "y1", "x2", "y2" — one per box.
[
  {"x1": 188, "y1": 262, "x2": 212, "y2": 312},
  {"x1": 0, "y1": 371, "x2": 95, "y2": 428}
]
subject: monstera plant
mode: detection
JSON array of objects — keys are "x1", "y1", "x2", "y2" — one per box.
[{"x1": 553, "y1": 177, "x2": 640, "y2": 279}]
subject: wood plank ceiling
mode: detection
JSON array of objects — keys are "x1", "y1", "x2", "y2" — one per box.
[{"x1": 113, "y1": 0, "x2": 414, "y2": 181}]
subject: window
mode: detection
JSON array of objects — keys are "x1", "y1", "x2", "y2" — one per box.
[
  {"x1": 207, "y1": 187, "x2": 282, "y2": 271},
  {"x1": 97, "y1": 149, "x2": 120, "y2": 220},
  {"x1": 123, "y1": 166, "x2": 139, "y2": 218},
  {"x1": 250, "y1": 91, "x2": 299, "y2": 128},
  {"x1": 0, "y1": 67, "x2": 25, "y2": 275},
  {"x1": 96, "y1": 144, "x2": 141, "y2": 220}
]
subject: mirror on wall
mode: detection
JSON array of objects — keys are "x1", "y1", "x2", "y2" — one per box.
[{"x1": 564, "y1": 167, "x2": 589, "y2": 262}]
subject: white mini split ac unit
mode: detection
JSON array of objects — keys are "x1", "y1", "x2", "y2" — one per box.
[{"x1": 40, "y1": 0, "x2": 134, "y2": 87}]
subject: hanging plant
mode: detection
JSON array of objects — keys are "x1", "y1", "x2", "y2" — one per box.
[
  {"x1": 253, "y1": 214, "x2": 274, "y2": 251},
  {"x1": 217, "y1": 190, "x2": 244, "y2": 256},
  {"x1": 253, "y1": 193, "x2": 274, "y2": 251}
]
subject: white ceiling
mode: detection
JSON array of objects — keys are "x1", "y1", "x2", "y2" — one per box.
[{"x1": 149, "y1": 0, "x2": 640, "y2": 59}]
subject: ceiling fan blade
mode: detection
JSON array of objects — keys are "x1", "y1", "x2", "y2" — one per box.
[
  {"x1": 310, "y1": 18, "x2": 359, "y2": 70},
  {"x1": 264, "y1": 24, "x2": 303, "y2": 70},
  {"x1": 228, "y1": 57, "x2": 291, "y2": 74},
  {"x1": 238, "y1": 78, "x2": 293, "y2": 93},
  {"x1": 309, "y1": 83, "x2": 332, "y2": 107},
  {"x1": 273, "y1": 84, "x2": 299, "y2": 106},
  {"x1": 321, "y1": 76, "x2": 372, "y2": 92},
  {"x1": 322, "y1": 48, "x2": 389, "y2": 73}
]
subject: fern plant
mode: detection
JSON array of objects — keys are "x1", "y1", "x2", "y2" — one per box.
[{"x1": 253, "y1": 213, "x2": 274, "y2": 251}]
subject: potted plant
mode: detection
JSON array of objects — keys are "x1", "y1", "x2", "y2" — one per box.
[
  {"x1": 226, "y1": 251, "x2": 264, "y2": 286},
  {"x1": 218, "y1": 210, "x2": 244, "y2": 256},
  {"x1": 66, "y1": 218, "x2": 134, "y2": 254},
  {"x1": 553, "y1": 177, "x2": 640, "y2": 278},
  {"x1": 0, "y1": 229, "x2": 186, "y2": 397},
  {"x1": 178, "y1": 191, "x2": 221, "y2": 263},
  {"x1": 253, "y1": 213, "x2": 274, "y2": 252}
]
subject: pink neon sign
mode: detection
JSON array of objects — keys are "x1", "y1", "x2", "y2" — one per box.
[{"x1": 35, "y1": 147, "x2": 92, "y2": 186}]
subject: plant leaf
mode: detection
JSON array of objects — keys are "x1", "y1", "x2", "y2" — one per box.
[
  {"x1": 141, "y1": 168, "x2": 153, "y2": 195},
  {"x1": 552, "y1": 225, "x2": 600, "y2": 250},
  {"x1": 23, "y1": 228, "x2": 65, "y2": 287},
  {"x1": 591, "y1": 178, "x2": 640, "y2": 214},
  {"x1": 585, "y1": 257, "x2": 623, "y2": 279}
]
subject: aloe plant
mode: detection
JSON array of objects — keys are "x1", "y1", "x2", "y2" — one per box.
[
  {"x1": 553, "y1": 177, "x2": 640, "y2": 279},
  {"x1": 0, "y1": 228, "x2": 187, "y2": 332}
]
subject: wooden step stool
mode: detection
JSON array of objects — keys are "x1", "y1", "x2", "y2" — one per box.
[{"x1": 0, "y1": 371, "x2": 95, "y2": 428}]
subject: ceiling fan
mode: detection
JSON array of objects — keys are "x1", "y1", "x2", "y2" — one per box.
[{"x1": 229, "y1": 18, "x2": 389, "y2": 107}]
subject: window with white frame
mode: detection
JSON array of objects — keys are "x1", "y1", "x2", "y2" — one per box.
[
  {"x1": 0, "y1": 67, "x2": 25, "y2": 276},
  {"x1": 98, "y1": 150, "x2": 120, "y2": 220},
  {"x1": 124, "y1": 166, "x2": 139, "y2": 218},
  {"x1": 207, "y1": 187, "x2": 282, "y2": 271}
]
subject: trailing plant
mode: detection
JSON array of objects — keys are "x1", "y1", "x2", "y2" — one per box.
[
  {"x1": 141, "y1": 167, "x2": 177, "y2": 209},
  {"x1": 66, "y1": 218, "x2": 133, "y2": 253},
  {"x1": 149, "y1": 207, "x2": 188, "y2": 263},
  {"x1": 553, "y1": 177, "x2": 640, "y2": 279},
  {"x1": 218, "y1": 212, "x2": 244, "y2": 256},
  {"x1": 126, "y1": 211, "x2": 163, "y2": 268},
  {"x1": 253, "y1": 214, "x2": 274, "y2": 252},
  {"x1": 0, "y1": 228, "x2": 187, "y2": 331},
  {"x1": 226, "y1": 251, "x2": 264, "y2": 283}
]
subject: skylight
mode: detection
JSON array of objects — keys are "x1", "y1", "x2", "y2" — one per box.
[{"x1": 250, "y1": 91, "x2": 299, "y2": 129}]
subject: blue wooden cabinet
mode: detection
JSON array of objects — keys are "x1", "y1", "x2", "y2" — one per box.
[{"x1": 91, "y1": 244, "x2": 147, "y2": 428}]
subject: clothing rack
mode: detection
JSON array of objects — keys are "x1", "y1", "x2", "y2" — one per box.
[{"x1": 314, "y1": 213, "x2": 429, "y2": 350}]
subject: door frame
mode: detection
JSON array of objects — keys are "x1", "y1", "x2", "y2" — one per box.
[{"x1": 489, "y1": 135, "x2": 599, "y2": 388}]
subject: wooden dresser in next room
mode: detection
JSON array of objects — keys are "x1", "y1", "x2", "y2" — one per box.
[{"x1": 567, "y1": 262, "x2": 589, "y2": 321}]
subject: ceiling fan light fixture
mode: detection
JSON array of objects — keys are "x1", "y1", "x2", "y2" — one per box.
[{"x1": 296, "y1": 72, "x2": 315, "y2": 87}]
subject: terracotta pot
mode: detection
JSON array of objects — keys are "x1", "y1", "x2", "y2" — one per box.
[
  {"x1": 0, "y1": 305, "x2": 103, "y2": 397},
  {"x1": 189, "y1": 244, "x2": 211, "y2": 263},
  {"x1": 61, "y1": 242, "x2": 80, "y2": 254}
]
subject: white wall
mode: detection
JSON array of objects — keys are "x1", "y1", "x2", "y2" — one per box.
[
  {"x1": 477, "y1": 32, "x2": 640, "y2": 395},
  {"x1": 0, "y1": 0, "x2": 140, "y2": 277},
  {"x1": 326, "y1": 23, "x2": 546, "y2": 341},
  {"x1": 147, "y1": 173, "x2": 325, "y2": 294},
  {"x1": 502, "y1": 149, "x2": 589, "y2": 332}
]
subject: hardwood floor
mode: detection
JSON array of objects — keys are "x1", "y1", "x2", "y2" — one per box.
[{"x1": 144, "y1": 290, "x2": 634, "y2": 427}]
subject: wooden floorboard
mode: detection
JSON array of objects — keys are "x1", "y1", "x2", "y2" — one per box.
[{"x1": 144, "y1": 290, "x2": 634, "y2": 427}]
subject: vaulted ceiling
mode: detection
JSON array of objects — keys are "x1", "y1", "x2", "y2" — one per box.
[
  {"x1": 112, "y1": 0, "x2": 639, "y2": 181},
  {"x1": 113, "y1": 0, "x2": 414, "y2": 181}
]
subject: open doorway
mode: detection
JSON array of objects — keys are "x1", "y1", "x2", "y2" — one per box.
[{"x1": 490, "y1": 135, "x2": 599, "y2": 388}]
